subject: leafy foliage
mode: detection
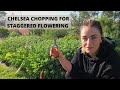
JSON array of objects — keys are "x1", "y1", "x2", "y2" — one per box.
[
  {"x1": 0, "y1": 35, "x2": 80, "y2": 79},
  {"x1": 0, "y1": 26, "x2": 9, "y2": 38}
]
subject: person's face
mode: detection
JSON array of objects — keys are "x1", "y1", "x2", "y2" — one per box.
[{"x1": 80, "y1": 26, "x2": 102, "y2": 57}]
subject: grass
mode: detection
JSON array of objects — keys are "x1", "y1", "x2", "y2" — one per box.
[{"x1": 0, "y1": 63, "x2": 27, "y2": 79}]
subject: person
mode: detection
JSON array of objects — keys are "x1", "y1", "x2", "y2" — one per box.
[{"x1": 50, "y1": 19, "x2": 120, "y2": 79}]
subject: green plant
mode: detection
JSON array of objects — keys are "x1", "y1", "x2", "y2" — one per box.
[
  {"x1": 0, "y1": 35, "x2": 81, "y2": 79},
  {"x1": 8, "y1": 31, "x2": 21, "y2": 37},
  {"x1": 0, "y1": 26, "x2": 9, "y2": 38},
  {"x1": 0, "y1": 64, "x2": 26, "y2": 79}
]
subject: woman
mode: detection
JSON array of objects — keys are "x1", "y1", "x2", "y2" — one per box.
[{"x1": 50, "y1": 19, "x2": 120, "y2": 79}]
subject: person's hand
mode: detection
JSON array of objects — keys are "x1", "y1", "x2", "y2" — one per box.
[{"x1": 50, "y1": 47, "x2": 59, "y2": 58}]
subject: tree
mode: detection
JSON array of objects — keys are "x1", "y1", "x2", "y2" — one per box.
[
  {"x1": 70, "y1": 11, "x2": 100, "y2": 34},
  {"x1": 0, "y1": 11, "x2": 7, "y2": 18},
  {"x1": 88, "y1": 11, "x2": 99, "y2": 19},
  {"x1": 70, "y1": 11, "x2": 80, "y2": 34},
  {"x1": 0, "y1": 11, "x2": 7, "y2": 26},
  {"x1": 98, "y1": 11, "x2": 120, "y2": 39},
  {"x1": 80, "y1": 11, "x2": 90, "y2": 20},
  {"x1": 102, "y1": 11, "x2": 114, "y2": 19}
]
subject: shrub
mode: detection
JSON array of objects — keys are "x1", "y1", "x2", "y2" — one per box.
[
  {"x1": 0, "y1": 26, "x2": 9, "y2": 38},
  {"x1": 9, "y1": 31, "x2": 21, "y2": 37},
  {"x1": 0, "y1": 35, "x2": 81, "y2": 79}
]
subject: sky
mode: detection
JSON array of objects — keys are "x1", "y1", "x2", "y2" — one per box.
[{"x1": 5, "y1": 11, "x2": 72, "y2": 15}]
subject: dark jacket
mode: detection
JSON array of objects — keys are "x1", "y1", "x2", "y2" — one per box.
[{"x1": 65, "y1": 38, "x2": 120, "y2": 79}]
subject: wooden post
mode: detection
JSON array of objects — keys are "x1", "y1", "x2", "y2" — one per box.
[{"x1": 40, "y1": 69, "x2": 45, "y2": 79}]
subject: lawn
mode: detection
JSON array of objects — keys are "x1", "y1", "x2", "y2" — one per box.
[{"x1": 0, "y1": 63, "x2": 27, "y2": 79}]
